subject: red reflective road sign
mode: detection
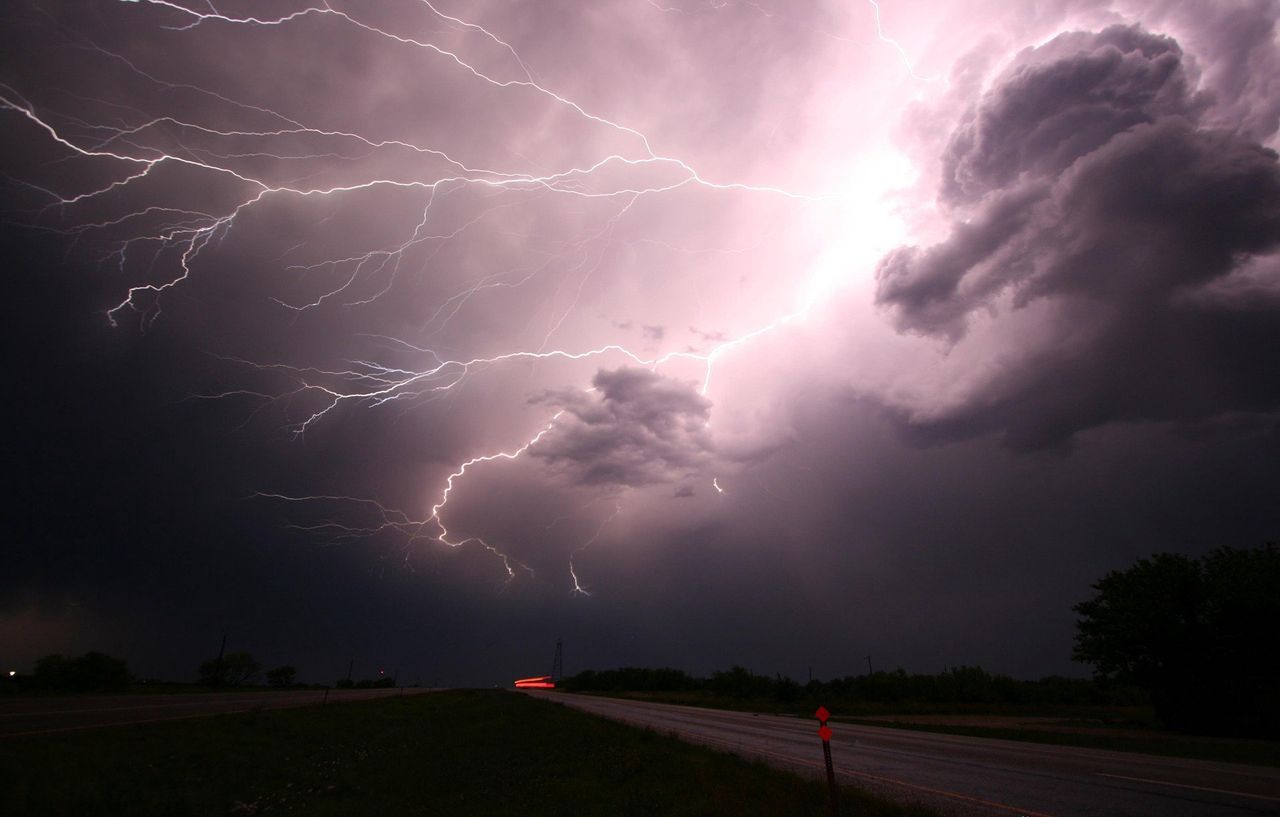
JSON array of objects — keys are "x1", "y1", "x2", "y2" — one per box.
[
  {"x1": 818, "y1": 724, "x2": 833, "y2": 742},
  {"x1": 814, "y1": 705, "x2": 830, "y2": 722}
]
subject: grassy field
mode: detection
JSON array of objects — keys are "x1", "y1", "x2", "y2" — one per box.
[
  {"x1": 0, "y1": 689, "x2": 936, "y2": 817},
  {"x1": 564, "y1": 690, "x2": 1280, "y2": 768}
]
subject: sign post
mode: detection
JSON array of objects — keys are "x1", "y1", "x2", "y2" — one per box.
[{"x1": 815, "y1": 706, "x2": 839, "y2": 817}]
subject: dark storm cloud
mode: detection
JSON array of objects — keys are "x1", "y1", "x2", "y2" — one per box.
[
  {"x1": 4, "y1": 0, "x2": 1278, "y2": 692},
  {"x1": 529, "y1": 367, "x2": 713, "y2": 486},
  {"x1": 875, "y1": 23, "x2": 1280, "y2": 447},
  {"x1": 939, "y1": 25, "x2": 1201, "y2": 205},
  {"x1": 1173, "y1": 0, "x2": 1280, "y2": 142}
]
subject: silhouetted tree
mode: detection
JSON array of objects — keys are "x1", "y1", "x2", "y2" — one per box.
[
  {"x1": 1074, "y1": 544, "x2": 1280, "y2": 736},
  {"x1": 265, "y1": 665, "x2": 297, "y2": 688},
  {"x1": 198, "y1": 651, "x2": 261, "y2": 687}
]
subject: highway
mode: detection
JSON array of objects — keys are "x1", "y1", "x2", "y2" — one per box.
[
  {"x1": 0, "y1": 687, "x2": 424, "y2": 738},
  {"x1": 535, "y1": 692, "x2": 1280, "y2": 817}
]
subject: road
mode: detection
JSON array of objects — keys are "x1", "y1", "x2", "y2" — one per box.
[
  {"x1": 534, "y1": 692, "x2": 1280, "y2": 817},
  {"x1": 0, "y1": 688, "x2": 425, "y2": 738}
]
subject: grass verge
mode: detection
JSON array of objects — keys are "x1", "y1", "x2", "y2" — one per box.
[{"x1": 0, "y1": 689, "x2": 936, "y2": 817}]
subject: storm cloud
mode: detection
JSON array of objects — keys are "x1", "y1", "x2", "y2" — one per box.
[
  {"x1": 529, "y1": 367, "x2": 713, "y2": 487},
  {"x1": 2, "y1": 0, "x2": 1277, "y2": 688},
  {"x1": 875, "y1": 23, "x2": 1280, "y2": 446}
]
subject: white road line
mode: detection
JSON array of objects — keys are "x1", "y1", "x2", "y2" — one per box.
[{"x1": 1096, "y1": 773, "x2": 1280, "y2": 802}]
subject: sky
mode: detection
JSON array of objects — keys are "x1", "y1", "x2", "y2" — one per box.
[{"x1": 2, "y1": 0, "x2": 1278, "y2": 687}]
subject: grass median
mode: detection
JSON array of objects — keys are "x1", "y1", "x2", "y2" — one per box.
[{"x1": 0, "y1": 689, "x2": 936, "y2": 817}]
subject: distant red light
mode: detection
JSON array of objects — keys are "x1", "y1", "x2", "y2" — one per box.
[{"x1": 514, "y1": 674, "x2": 555, "y2": 689}]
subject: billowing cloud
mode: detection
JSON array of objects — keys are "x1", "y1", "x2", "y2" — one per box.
[
  {"x1": 875, "y1": 23, "x2": 1280, "y2": 446},
  {"x1": 1175, "y1": 0, "x2": 1280, "y2": 142},
  {"x1": 940, "y1": 25, "x2": 1201, "y2": 205},
  {"x1": 529, "y1": 367, "x2": 713, "y2": 486},
  {"x1": 3, "y1": 0, "x2": 1279, "y2": 689}
]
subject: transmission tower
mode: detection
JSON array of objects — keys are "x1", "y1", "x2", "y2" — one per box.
[{"x1": 552, "y1": 638, "x2": 563, "y2": 683}]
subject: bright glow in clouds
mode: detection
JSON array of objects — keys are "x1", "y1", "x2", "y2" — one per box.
[
  {"x1": 798, "y1": 148, "x2": 916, "y2": 312},
  {"x1": 3, "y1": 0, "x2": 1276, "y2": 597}
]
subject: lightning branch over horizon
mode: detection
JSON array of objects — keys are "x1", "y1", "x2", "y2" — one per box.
[
  {"x1": 568, "y1": 504, "x2": 624, "y2": 597},
  {"x1": 1, "y1": 0, "x2": 918, "y2": 588}
]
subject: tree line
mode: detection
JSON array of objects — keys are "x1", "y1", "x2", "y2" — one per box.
[
  {"x1": 565, "y1": 543, "x2": 1279, "y2": 738},
  {"x1": 561, "y1": 664, "x2": 1142, "y2": 708},
  {"x1": 5, "y1": 651, "x2": 361, "y2": 692}
]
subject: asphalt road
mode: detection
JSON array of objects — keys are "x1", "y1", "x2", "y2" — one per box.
[
  {"x1": 534, "y1": 692, "x2": 1280, "y2": 817},
  {"x1": 0, "y1": 688, "x2": 424, "y2": 738}
]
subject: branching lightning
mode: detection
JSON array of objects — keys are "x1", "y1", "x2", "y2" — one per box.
[
  {"x1": 865, "y1": 0, "x2": 940, "y2": 82},
  {"x1": 1, "y1": 0, "x2": 922, "y2": 590},
  {"x1": 568, "y1": 504, "x2": 623, "y2": 597}
]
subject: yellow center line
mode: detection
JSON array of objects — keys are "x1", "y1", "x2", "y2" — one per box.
[{"x1": 1096, "y1": 773, "x2": 1280, "y2": 802}]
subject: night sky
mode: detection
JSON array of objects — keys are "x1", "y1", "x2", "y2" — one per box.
[{"x1": 2, "y1": 0, "x2": 1278, "y2": 688}]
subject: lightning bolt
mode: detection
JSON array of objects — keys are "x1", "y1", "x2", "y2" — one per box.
[
  {"x1": 2, "y1": 0, "x2": 912, "y2": 585},
  {"x1": 865, "y1": 0, "x2": 940, "y2": 82},
  {"x1": 568, "y1": 504, "x2": 624, "y2": 597}
]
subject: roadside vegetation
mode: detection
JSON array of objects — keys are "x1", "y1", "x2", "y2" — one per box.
[
  {"x1": 1073, "y1": 543, "x2": 1280, "y2": 737},
  {"x1": 0, "y1": 690, "x2": 937, "y2": 817},
  {"x1": 562, "y1": 544, "x2": 1280, "y2": 767},
  {"x1": 1, "y1": 649, "x2": 384, "y2": 695},
  {"x1": 562, "y1": 663, "x2": 1145, "y2": 712}
]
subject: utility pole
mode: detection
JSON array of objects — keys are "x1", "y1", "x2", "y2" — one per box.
[{"x1": 212, "y1": 634, "x2": 227, "y2": 688}]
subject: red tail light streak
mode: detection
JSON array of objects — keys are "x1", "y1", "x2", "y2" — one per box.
[{"x1": 514, "y1": 675, "x2": 555, "y2": 689}]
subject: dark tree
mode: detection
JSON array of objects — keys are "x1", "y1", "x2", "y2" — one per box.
[
  {"x1": 1074, "y1": 544, "x2": 1280, "y2": 736},
  {"x1": 198, "y1": 651, "x2": 261, "y2": 687},
  {"x1": 265, "y1": 665, "x2": 297, "y2": 688}
]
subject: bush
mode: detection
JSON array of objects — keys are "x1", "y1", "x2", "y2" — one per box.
[{"x1": 196, "y1": 651, "x2": 261, "y2": 687}]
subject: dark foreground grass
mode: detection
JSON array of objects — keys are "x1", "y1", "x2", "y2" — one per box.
[{"x1": 0, "y1": 690, "x2": 936, "y2": 817}]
